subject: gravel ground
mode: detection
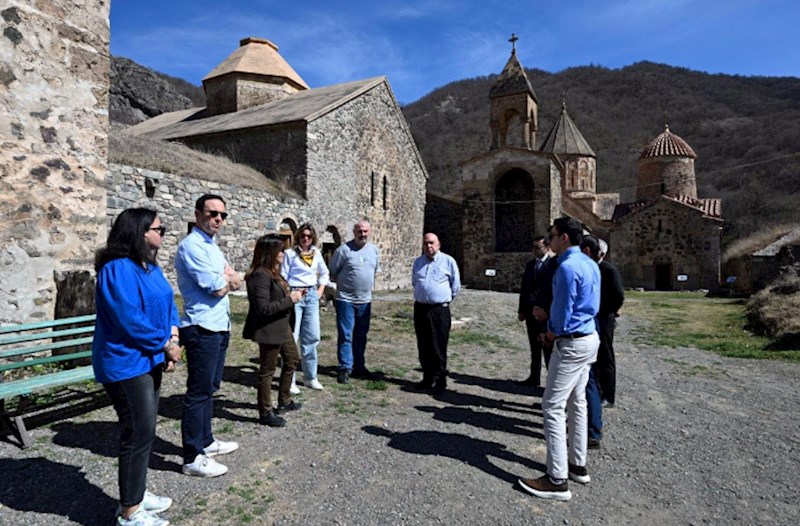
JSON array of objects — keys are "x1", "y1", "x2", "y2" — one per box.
[{"x1": 1, "y1": 289, "x2": 799, "y2": 526}]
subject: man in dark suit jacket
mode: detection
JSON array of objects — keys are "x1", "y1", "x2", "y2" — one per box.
[
  {"x1": 596, "y1": 239, "x2": 624, "y2": 407},
  {"x1": 517, "y1": 236, "x2": 554, "y2": 386}
]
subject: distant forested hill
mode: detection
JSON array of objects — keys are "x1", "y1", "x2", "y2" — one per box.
[{"x1": 401, "y1": 62, "x2": 800, "y2": 244}]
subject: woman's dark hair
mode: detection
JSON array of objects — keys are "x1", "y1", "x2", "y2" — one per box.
[
  {"x1": 293, "y1": 222, "x2": 318, "y2": 249},
  {"x1": 95, "y1": 208, "x2": 158, "y2": 271},
  {"x1": 245, "y1": 234, "x2": 285, "y2": 280}
]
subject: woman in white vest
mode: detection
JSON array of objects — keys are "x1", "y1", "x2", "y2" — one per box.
[{"x1": 281, "y1": 223, "x2": 330, "y2": 391}]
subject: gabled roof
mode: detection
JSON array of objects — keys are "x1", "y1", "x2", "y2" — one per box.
[
  {"x1": 489, "y1": 51, "x2": 537, "y2": 102},
  {"x1": 539, "y1": 102, "x2": 596, "y2": 157},
  {"x1": 640, "y1": 125, "x2": 697, "y2": 159},
  {"x1": 613, "y1": 194, "x2": 722, "y2": 223},
  {"x1": 204, "y1": 37, "x2": 309, "y2": 90},
  {"x1": 128, "y1": 77, "x2": 386, "y2": 141}
]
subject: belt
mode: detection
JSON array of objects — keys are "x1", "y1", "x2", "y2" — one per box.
[
  {"x1": 290, "y1": 286, "x2": 310, "y2": 291},
  {"x1": 416, "y1": 301, "x2": 449, "y2": 308},
  {"x1": 556, "y1": 332, "x2": 593, "y2": 339}
]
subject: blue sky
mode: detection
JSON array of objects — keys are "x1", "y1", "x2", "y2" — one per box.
[{"x1": 110, "y1": 0, "x2": 799, "y2": 104}]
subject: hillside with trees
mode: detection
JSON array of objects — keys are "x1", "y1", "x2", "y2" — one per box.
[{"x1": 401, "y1": 62, "x2": 800, "y2": 245}]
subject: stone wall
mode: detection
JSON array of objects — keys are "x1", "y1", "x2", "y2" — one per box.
[
  {"x1": 424, "y1": 193, "x2": 464, "y2": 267},
  {"x1": 610, "y1": 198, "x2": 722, "y2": 291},
  {"x1": 637, "y1": 157, "x2": 697, "y2": 201},
  {"x1": 306, "y1": 82, "x2": 427, "y2": 290},
  {"x1": 0, "y1": 0, "x2": 110, "y2": 324},
  {"x1": 107, "y1": 163, "x2": 305, "y2": 284}
]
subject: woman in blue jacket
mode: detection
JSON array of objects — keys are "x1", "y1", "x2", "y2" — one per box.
[{"x1": 93, "y1": 208, "x2": 182, "y2": 526}]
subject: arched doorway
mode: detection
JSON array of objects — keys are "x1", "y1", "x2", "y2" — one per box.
[
  {"x1": 654, "y1": 255, "x2": 672, "y2": 290},
  {"x1": 495, "y1": 169, "x2": 535, "y2": 252}
]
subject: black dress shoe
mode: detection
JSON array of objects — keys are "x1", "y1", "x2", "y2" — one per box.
[
  {"x1": 515, "y1": 376, "x2": 540, "y2": 387},
  {"x1": 587, "y1": 437, "x2": 602, "y2": 449},
  {"x1": 431, "y1": 384, "x2": 447, "y2": 396},
  {"x1": 337, "y1": 369, "x2": 351, "y2": 384},
  {"x1": 414, "y1": 380, "x2": 433, "y2": 392},
  {"x1": 259, "y1": 410, "x2": 286, "y2": 427},
  {"x1": 276, "y1": 401, "x2": 303, "y2": 414}
]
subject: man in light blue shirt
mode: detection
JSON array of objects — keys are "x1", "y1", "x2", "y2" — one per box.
[
  {"x1": 329, "y1": 220, "x2": 380, "y2": 384},
  {"x1": 412, "y1": 233, "x2": 460, "y2": 394},
  {"x1": 519, "y1": 217, "x2": 600, "y2": 502},
  {"x1": 175, "y1": 194, "x2": 242, "y2": 478}
]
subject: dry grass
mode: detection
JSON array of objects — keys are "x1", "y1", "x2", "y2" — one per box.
[
  {"x1": 746, "y1": 273, "x2": 800, "y2": 347},
  {"x1": 721, "y1": 223, "x2": 800, "y2": 263},
  {"x1": 108, "y1": 130, "x2": 295, "y2": 196}
]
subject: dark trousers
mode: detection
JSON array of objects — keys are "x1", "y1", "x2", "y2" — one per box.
[
  {"x1": 596, "y1": 313, "x2": 617, "y2": 403},
  {"x1": 180, "y1": 325, "x2": 229, "y2": 463},
  {"x1": 257, "y1": 340, "x2": 299, "y2": 415},
  {"x1": 414, "y1": 302, "x2": 451, "y2": 387},
  {"x1": 586, "y1": 368, "x2": 603, "y2": 440},
  {"x1": 524, "y1": 317, "x2": 552, "y2": 384},
  {"x1": 104, "y1": 366, "x2": 162, "y2": 508}
]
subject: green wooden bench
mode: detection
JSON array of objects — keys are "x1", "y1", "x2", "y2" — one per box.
[{"x1": 0, "y1": 314, "x2": 96, "y2": 448}]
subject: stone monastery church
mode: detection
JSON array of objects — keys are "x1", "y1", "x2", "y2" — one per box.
[{"x1": 448, "y1": 41, "x2": 723, "y2": 292}]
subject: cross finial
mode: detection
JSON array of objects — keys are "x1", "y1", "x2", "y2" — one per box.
[{"x1": 509, "y1": 33, "x2": 519, "y2": 53}]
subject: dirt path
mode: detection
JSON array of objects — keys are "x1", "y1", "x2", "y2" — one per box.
[{"x1": 1, "y1": 290, "x2": 798, "y2": 525}]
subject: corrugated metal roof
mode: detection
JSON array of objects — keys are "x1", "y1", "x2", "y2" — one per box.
[
  {"x1": 489, "y1": 51, "x2": 537, "y2": 102},
  {"x1": 203, "y1": 37, "x2": 309, "y2": 90},
  {"x1": 640, "y1": 125, "x2": 697, "y2": 159},
  {"x1": 127, "y1": 77, "x2": 386, "y2": 141},
  {"x1": 539, "y1": 102, "x2": 596, "y2": 157}
]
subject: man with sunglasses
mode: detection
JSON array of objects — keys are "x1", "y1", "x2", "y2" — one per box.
[
  {"x1": 175, "y1": 194, "x2": 241, "y2": 478},
  {"x1": 518, "y1": 217, "x2": 600, "y2": 501}
]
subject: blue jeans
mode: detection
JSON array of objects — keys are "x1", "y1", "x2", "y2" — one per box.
[
  {"x1": 336, "y1": 300, "x2": 371, "y2": 372},
  {"x1": 586, "y1": 368, "x2": 603, "y2": 440},
  {"x1": 293, "y1": 290, "x2": 321, "y2": 381},
  {"x1": 180, "y1": 325, "x2": 229, "y2": 463}
]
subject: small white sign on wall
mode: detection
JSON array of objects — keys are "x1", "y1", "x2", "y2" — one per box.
[
  {"x1": 484, "y1": 269, "x2": 496, "y2": 277},
  {"x1": 677, "y1": 274, "x2": 688, "y2": 282}
]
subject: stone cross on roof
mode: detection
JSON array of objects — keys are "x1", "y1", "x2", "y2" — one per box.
[{"x1": 509, "y1": 33, "x2": 519, "y2": 53}]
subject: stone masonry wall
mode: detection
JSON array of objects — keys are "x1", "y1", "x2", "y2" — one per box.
[
  {"x1": 306, "y1": 82, "x2": 427, "y2": 291},
  {"x1": 1, "y1": 1, "x2": 110, "y2": 324},
  {"x1": 107, "y1": 163, "x2": 305, "y2": 285}
]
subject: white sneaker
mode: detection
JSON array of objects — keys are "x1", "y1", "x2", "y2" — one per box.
[
  {"x1": 305, "y1": 378, "x2": 324, "y2": 390},
  {"x1": 116, "y1": 491, "x2": 172, "y2": 518},
  {"x1": 203, "y1": 439, "x2": 239, "y2": 457},
  {"x1": 117, "y1": 507, "x2": 169, "y2": 526},
  {"x1": 290, "y1": 382, "x2": 301, "y2": 395},
  {"x1": 182, "y1": 454, "x2": 228, "y2": 478}
]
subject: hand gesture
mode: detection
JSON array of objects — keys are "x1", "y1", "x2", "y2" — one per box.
[
  {"x1": 225, "y1": 265, "x2": 241, "y2": 291},
  {"x1": 290, "y1": 290, "x2": 304, "y2": 303},
  {"x1": 532, "y1": 306, "x2": 548, "y2": 321}
]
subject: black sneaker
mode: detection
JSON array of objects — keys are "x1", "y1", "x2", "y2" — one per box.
[
  {"x1": 276, "y1": 401, "x2": 303, "y2": 414},
  {"x1": 518, "y1": 475, "x2": 572, "y2": 501},
  {"x1": 351, "y1": 368, "x2": 383, "y2": 381},
  {"x1": 414, "y1": 380, "x2": 433, "y2": 392},
  {"x1": 258, "y1": 410, "x2": 286, "y2": 427},
  {"x1": 431, "y1": 384, "x2": 447, "y2": 396},
  {"x1": 587, "y1": 437, "x2": 602, "y2": 449},
  {"x1": 568, "y1": 463, "x2": 590, "y2": 484},
  {"x1": 337, "y1": 369, "x2": 351, "y2": 384}
]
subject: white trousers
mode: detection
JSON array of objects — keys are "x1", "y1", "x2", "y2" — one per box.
[{"x1": 543, "y1": 332, "x2": 600, "y2": 480}]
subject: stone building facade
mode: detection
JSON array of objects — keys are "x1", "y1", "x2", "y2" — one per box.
[
  {"x1": 129, "y1": 38, "x2": 427, "y2": 291},
  {"x1": 1, "y1": 1, "x2": 110, "y2": 324}
]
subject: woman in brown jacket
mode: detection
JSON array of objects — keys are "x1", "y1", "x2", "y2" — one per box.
[{"x1": 243, "y1": 234, "x2": 304, "y2": 427}]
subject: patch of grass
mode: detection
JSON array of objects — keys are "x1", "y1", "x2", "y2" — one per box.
[
  {"x1": 218, "y1": 421, "x2": 234, "y2": 435},
  {"x1": 627, "y1": 291, "x2": 798, "y2": 361},
  {"x1": 365, "y1": 380, "x2": 387, "y2": 390},
  {"x1": 450, "y1": 330, "x2": 505, "y2": 347}
]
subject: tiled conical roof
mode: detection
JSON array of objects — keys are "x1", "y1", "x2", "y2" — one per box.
[
  {"x1": 204, "y1": 37, "x2": 309, "y2": 90},
  {"x1": 489, "y1": 51, "x2": 537, "y2": 102},
  {"x1": 539, "y1": 102, "x2": 595, "y2": 157},
  {"x1": 640, "y1": 125, "x2": 697, "y2": 159}
]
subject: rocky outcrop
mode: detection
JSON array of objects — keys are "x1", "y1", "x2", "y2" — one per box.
[{"x1": 110, "y1": 56, "x2": 203, "y2": 125}]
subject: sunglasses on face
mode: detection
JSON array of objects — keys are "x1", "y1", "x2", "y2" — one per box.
[
  {"x1": 148, "y1": 226, "x2": 166, "y2": 237},
  {"x1": 203, "y1": 210, "x2": 228, "y2": 220}
]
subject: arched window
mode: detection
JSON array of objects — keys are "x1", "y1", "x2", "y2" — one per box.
[{"x1": 495, "y1": 169, "x2": 535, "y2": 252}]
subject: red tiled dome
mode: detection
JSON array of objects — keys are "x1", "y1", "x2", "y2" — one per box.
[{"x1": 640, "y1": 125, "x2": 697, "y2": 159}]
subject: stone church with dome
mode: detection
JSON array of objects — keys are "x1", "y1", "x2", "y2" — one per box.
[{"x1": 449, "y1": 41, "x2": 722, "y2": 292}]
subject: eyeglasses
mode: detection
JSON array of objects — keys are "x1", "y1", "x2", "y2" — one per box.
[
  {"x1": 203, "y1": 210, "x2": 228, "y2": 220},
  {"x1": 548, "y1": 232, "x2": 560, "y2": 240},
  {"x1": 148, "y1": 227, "x2": 166, "y2": 236}
]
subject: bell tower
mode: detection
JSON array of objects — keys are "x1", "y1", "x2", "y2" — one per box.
[{"x1": 489, "y1": 34, "x2": 538, "y2": 150}]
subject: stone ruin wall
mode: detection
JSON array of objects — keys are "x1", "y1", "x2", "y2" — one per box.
[{"x1": 0, "y1": 1, "x2": 110, "y2": 324}]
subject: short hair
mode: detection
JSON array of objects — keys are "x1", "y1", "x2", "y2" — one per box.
[
  {"x1": 533, "y1": 235, "x2": 549, "y2": 246},
  {"x1": 195, "y1": 194, "x2": 226, "y2": 211},
  {"x1": 580, "y1": 235, "x2": 601, "y2": 260},
  {"x1": 294, "y1": 223, "x2": 318, "y2": 248},
  {"x1": 552, "y1": 217, "x2": 584, "y2": 246},
  {"x1": 95, "y1": 208, "x2": 158, "y2": 271}
]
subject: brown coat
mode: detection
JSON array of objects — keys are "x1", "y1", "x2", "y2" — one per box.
[{"x1": 242, "y1": 268, "x2": 295, "y2": 344}]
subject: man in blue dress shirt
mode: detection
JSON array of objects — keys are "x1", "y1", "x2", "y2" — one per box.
[
  {"x1": 412, "y1": 233, "x2": 461, "y2": 395},
  {"x1": 519, "y1": 217, "x2": 600, "y2": 501},
  {"x1": 175, "y1": 194, "x2": 242, "y2": 478}
]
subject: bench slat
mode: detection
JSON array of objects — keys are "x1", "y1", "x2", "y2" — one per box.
[
  {"x1": 0, "y1": 314, "x2": 96, "y2": 335},
  {"x1": 0, "y1": 366, "x2": 96, "y2": 399},
  {"x1": 0, "y1": 325, "x2": 95, "y2": 347},
  {"x1": 0, "y1": 351, "x2": 93, "y2": 373},
  {"x1": 0, "y1": 336, "x2": 95, "y2": 360}
]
